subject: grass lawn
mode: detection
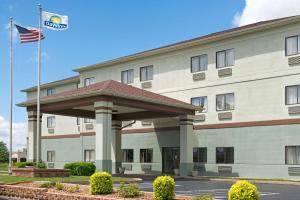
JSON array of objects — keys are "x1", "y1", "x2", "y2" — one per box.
[
  {"x1": 0, "y1": 174, "x2": 127, "y2": 184},
  {"x1": 0, "y1": 163, "x2": 8, "y2": 171}
]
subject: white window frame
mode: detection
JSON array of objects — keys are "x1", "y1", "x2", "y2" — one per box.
[
  {"x1": 286, "y1": 85, "x2": 300, "y2": 105},
  {"x1": 140, "y1": 65, "x2": 153, "y2": 81},
  {"x1": 47, "y1": 151, "x2": 55, "y2": 162},
  {"x1": 121, "y1": 69, "x2": 134, "y2": 84},
  {"x1": 47, "y1": 88, "x2": 55, "y2": 96},
  {"x1": 84, "y1": 149, "x2": 95, "y2": 162},
  {"x1": 191, "y1": 54, "x2": 208, "y2": 73},
  {"x1": 191, "y1": 96, "x2": 208, "y2": 113},
  {"x1": 216, "y1": 93, "x2": 235, "y2": 111},
  {"x1": 47, "y1": 116, "x2": 55, "y2": 128},
  {"x1": 216, "y1": 49, "x2": 234, "y2": 68},
  {"x1": 84, "y1": 77, "x2": 95, "y2": 87},
  {"x1": 286, "y1": 35, "x2": 300, "y2": 56}
]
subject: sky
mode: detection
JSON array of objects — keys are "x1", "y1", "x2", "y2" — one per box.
[{"x1": 0, "y1": 0, "x2": 299, "y2": 150}]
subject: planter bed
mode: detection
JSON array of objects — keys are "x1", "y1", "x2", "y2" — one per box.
[
  {"x1": 0, "y1": 182, "x2": 192, "y2": 200},
  {"x1": 11, "y1": 168, "x2": 69, "y2": 178}
]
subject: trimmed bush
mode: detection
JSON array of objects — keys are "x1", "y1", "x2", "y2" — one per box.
[
  {"x1": 36, "y1": 161, "x2": 47, "y2": 169},
  {"x1": 228, "y1": 180, "x2": 260, "y2": 200},
  {"x1": 153, "y1": 176, "x2": 175, "y2": 200},
  {"x1": 90, "y1": 172, "x2": 113, "y2": 195},
  {"x1": 64, "y1": 162, "x2": 96, "y2": 176},
  {"x1": 15, "y1": 162, "x2": 34, "y2": 168},
  {"x1": 118, "y1": 182, "x2": 140, "y2": 198},
  {"x1": 39, "y1": 181, "x2": 56, "y2": 188},
  {"x1": 67, "y1": 185, "x2": 80, "y2": 193}
]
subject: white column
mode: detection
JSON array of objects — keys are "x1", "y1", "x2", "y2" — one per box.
[
  {"x1": 179, "y1": 115, "x2": 195, "y2": 176},
  {"x1": 27, "y1": 111, "x2": 41, "y2": 162},
  {"x1": 94, "y1": 101, "x2": 113, "y2": 173},
  {"x1": 111, "y1": 120, "x2": 122, "y2": 174}
]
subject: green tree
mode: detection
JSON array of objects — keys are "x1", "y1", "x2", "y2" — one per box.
[{"x1": 0, "y1": 141, "x2": 9, "y2": 163}]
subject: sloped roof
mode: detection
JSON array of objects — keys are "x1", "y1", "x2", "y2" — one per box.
[
  {"x1": 21, "y1": 75, "x2": 80, "y2": 92},
  {"x1": 74, "y1": 15, "x2": 300, "y2": 72},
  {"x1": 18, "y1": 80, "x2": 198, "y2": 111}
]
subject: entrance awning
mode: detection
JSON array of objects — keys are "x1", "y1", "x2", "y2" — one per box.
[{"x1": 18, "y1": 80, "x2": 199, "y2": 120}]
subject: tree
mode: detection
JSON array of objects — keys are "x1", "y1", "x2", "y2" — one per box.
[{"x1": 0, "y1": 141, "x2": 9, "y2": 163}]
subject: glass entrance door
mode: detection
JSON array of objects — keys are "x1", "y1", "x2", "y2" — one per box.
[{"x1": 162, "y1": 147, "x2": 180, "y2": 174}]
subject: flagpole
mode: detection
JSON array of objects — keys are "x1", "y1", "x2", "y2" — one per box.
[
  {"x1": 36, "y1": 4, "x2": 42, "y2": 162},
  {"x1": 9, "y1": 17, "x2": 13, "y2": 175}
]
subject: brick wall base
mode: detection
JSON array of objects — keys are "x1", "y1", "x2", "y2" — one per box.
[{"x1": 12, "y1": 168, "x2": 69, "y2": 177}]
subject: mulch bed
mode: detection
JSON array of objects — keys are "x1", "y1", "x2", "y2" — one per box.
[{"x1": 15, "y1": 182, "x2": 192, "y2": 200}]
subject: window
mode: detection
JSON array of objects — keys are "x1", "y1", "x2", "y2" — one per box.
[
  {"x1": 216, "y1": 93, "x2": 234, "y2": 111},
  {"x1": 286, "y1": 35, "x2": 300, "y2": 56},
  {"x1": 47, "y1": 151, "x2": 55, "y2": 162},
  {"x1": 286, "y1": 146, "x2": 300, "y2": 165},
  {"x1": 193, "y1": 147, "x2": 207, "y2": 163},
  {"x1": 191, "y1": 96, "x2": 208, "y2": 112},
  {"x1": 122, "y1": 149, "x2": 134, "y2": 163},
  {"x1": 84, "y1": 118, "x2": 94, "y2": 123},
  {"x1": 216, "y1": 49, "x2": 234, "y2": 68},
  {"x1": 84, "y1": 150, "x2": 95, "y2": 162},
  {"x1": 84, "y1": 77, "x2": 95, "y2": 87},
  {"x1": 140, "y1": 65, "x2": 153, "y2": 81},
  {"x1": 140, "y1": 149, "x2": 153, "y2": 163},
  {"x1": 47, "y1": 116, "x2": 55, "y2": 128},
  {"x1": 121, "y1": 69, "x2": 134, "y2": 84},
  {"x1": 191, "y1": 54, "x2": 208, "y2": 73},
  {"x1": 47, "y1": 88, "x2": 55, "y2": 96},
  {"x1": 77, "y1": 117, "x2": 80, "y2": 125},
  {"x1": 286, "y1": 85, "x2": 300, "y2": 105},
  {"x1": 216, "y1": 147, "x2": 234, "y2": 164}
]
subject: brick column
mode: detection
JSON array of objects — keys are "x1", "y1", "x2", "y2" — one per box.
[
  {"x1": 94, "y1": 101, "x2": 113, "y2": 173},
  {"x1": 111, "y1": 120, "x2": 122, "y2": 174},
  {"x1": 179, "y1": 115, "x2": 195, "y2": 176}
]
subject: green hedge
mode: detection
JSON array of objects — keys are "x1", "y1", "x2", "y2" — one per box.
[
  {"x1": 64, "y1": 162, "x2": 96, "y2": 176},
  {"x1": 153, "y1": 176, "x2": 175, "y2": 200},
  {"x1": 228, "y1": 180, "x2": 260, "y2": 200},
  {"x1": 15, "y1": 161, "x2": 46, "y2": 169},
  {"x1": 90, "y1": 172, "x2": 113, "y2": 195}
]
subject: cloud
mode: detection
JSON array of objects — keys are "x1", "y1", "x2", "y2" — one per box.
[
  {"x1": 233, "y1": 0, "x2": 300, "y2": 26},
  {"x1": 4, "y1": 21, "x2": 19, "y2": 43},
  {"x1": 0, "y1": 115, "x2": 27, "y2": 151},
  {"x1": 27, "y1": 51, "x2": 51, "y2": 63}
]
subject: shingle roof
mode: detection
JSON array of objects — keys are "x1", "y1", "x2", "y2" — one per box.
[
  {"x1": 21, "y1": 75, "x2": 79, "y2": 92},
  {"x1": 74, "y1": 15, "x2": 300, "y2": 72},
  {"x1": 18, "y1": 80, "x2": 198, "y2": 111}
]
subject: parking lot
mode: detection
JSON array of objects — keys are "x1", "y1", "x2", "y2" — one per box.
[{"x1": 125, "y1": 179, "x2": 300, "y2": 200}]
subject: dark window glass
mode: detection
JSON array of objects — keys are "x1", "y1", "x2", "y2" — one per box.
[
  {"x1": 216, "y1": 49, "x2": 234, "y2": 68},
  {"x1": 140, "y1": 149, "x2": 153, "y2": 163},
  {"x1": 122, "y1": 149, "x2": 134, "y2": 163},
  {"x1": 286, "y1": 36, "x2": 299, "y2": 56},
  {"x1": 286, "y1": 85, "x2": 300, "y2": 105},
  {"x1": 140, "y1": 66, "x2": 153, "y2": 81},
  {"x1": 47, "y1": 151, "x2": 55, "y2": 162},
  {"x1": 216, "y1": 93, "x2": 234, "y2": 111},
  {"x1": 193, "y1": 147, "x2": 207, "y2": 163},
  {"x1": 84, "y1": 150, "x2": 95, "y2": 162},
  {"x1": 285, "y1": 146, "x2": 300, "y2": 165},
  {"x1": 121, "y1": 69, "x2": 134, "y2": 84},
  {"x1": 191, "y1": 54, "x2": 208, "y2": 73},
  {"x1": 216, "y1": 147, "x2": 234, "y2": 164}
]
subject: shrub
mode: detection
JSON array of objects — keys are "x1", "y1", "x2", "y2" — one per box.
[
  {"x1": 55, "y1": 182, "x2": 64, "y2": 190},
  {"x1": 15, "y1": 161, "x2": 34, "y2": 168},
  {"x1": 228, "y1": 180, "x2": 260, "y2": 200},
  {"x1": 35, "y1": 161, "x2": 47, "y2": 169},
  {"x1": 118, "y1": 182, "x2": 140, "y2": 198},
  {"x1": 39, "y1": 181, "x2": 56, "y2": 188},
  {"x1": 153, "y1": 176, "x2": 175, "y2": 200},
  {"x1": 193, "y1": 194, "x2": 213, "y2": 200},
  {"x1": 67, "y1": 185, "x2": 80, "y2": 193},
  {"x1": 90, "y1": 172, "x2": 113, "y2": 195},
  {"x1": 64, "y1": 162, "x2": 96, "y2": 176}
]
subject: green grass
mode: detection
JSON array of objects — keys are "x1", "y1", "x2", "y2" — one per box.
[
  {"x1": 0, "y1": 175, "x2": 127, "y2": 184},
  {"x1": 0, "y1": 163, "x2": 8, "y2": 171}
]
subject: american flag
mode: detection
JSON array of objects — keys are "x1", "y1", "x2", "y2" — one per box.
[{"x1": 15, "y1": 24, "x2": 45, "y2": 43}]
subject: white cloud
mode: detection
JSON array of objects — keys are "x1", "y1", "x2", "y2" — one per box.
[
  {"x1": 233, "y1": 0, "x2": 300, "y2": 27},
  {"x1": 0, "y1": 115, "x2": 27, "y2": 151},
  {"x1": 4, "y1": 21, "x2": 18, "y2": 43}
]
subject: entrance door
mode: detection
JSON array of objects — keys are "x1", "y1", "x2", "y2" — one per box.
[{"x1": 162, "y1": 147, "x2": 180, "y2": 174}]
